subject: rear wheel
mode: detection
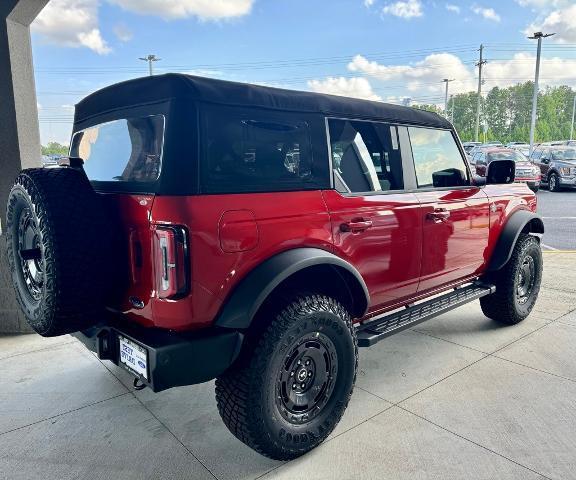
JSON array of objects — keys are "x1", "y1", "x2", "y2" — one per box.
[
  {"x1": 480, "y1": 234, "x2": 542, "y2": 324},
  {"x1": 215, "y1": 294, "x2": 357, "y2": 460},
  {"x1": 5, "y1": 168, "x2": 120, "y2": 336}
]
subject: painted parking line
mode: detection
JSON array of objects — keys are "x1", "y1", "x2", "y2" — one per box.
[{"x1": 541, "y1": 244, "x2": 559, "y2": 251}]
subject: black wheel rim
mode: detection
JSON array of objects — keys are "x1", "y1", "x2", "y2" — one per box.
[
  {"x1": 276, "y1": 332, "x2": 338, "y2": 425},
  {"x1": 516, "y1": 254, "x2": 536, "y2": 304},
  {"x1": 17, "y1": 208, "x2": 44, "y2": 301}
]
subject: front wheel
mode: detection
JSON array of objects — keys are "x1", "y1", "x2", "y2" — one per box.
[
  {"x1": 215, "y1": 294, "x2": 357, "y2": 460},
  {"x1": 480, "y1": 234, "x2": 542, "y2": 324},
  {"x1": 549, "y1": 173, "x2": 561, "y2": 192}
]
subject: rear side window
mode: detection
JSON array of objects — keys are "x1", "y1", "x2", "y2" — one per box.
[
  {"x1": 328, "y1": 119, "x2": 404, "y2": 193},
  {"x1": 408, "y1": 127, "x2": 469, "y2": 188},
  {"x1": 202, "y1": 108, "x2": 313, "y2": 193},
  {"x1": 70, "y1": 115, "x2": 164, "y2": 183}
]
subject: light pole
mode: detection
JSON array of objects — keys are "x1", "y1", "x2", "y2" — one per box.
[
  {"x1": 442, "y1": 78, "x2": 454, "y2": 117},
  {"x1": 528, "y1": 32, "x2": 555, "y2": 153},
  {"x1": 139, "y1": 54, "x2": 161, "y2": 76},
  {"x1": 475, "y1": 44, "x2": 486, "y2": 142},
  {"x1": 571, "y1": 94, "x2": 576, "y2": 141}
]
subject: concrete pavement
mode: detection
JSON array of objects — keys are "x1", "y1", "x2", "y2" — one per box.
[{"x1": 1, "y1": 252, "x2": 576, "y2": 480}]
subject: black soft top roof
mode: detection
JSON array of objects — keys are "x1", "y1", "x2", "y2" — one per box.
[{"x1": 74, "y1": 73, "x2": 452, "y2": 129}]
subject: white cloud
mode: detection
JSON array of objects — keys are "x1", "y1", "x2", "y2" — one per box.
[
  {"x1": 446, "y1": 4, "x2": 460, "y2": 14},
  {"x1": 307, "y1": 77, "x2": 382, "y2": 101},
  {"x1": 345, "y1": 51, "x2": 576, "y2": 104},
  {"x1": 348, "y1": 53, "x2": 476, "y2": 94},
  {"x1": 471, "y1": 5, "x2": 501, "y2": 22},
  {"x1": 33, "y1": 0, "x2": 111, "y2": 55},
  {"x1": 516, "y1": 0, "x2": 571, "y2": 11},
  {"x1": 364, "y1": 0, "x2": 375, "y2": 7},
  {"x1": 483, "y1": 53, "x2": 576, "y2": 89},
  {"x1": 113, "y1": 23, "x2": 133, "y2": 42},
  {"x1": 108, "y1": 0, "x2": 254, "y2": 20},
  {"x1": 381, "y1": 0, "x2": 423, "y2": 19},
  {"x1": 524, "y1": 5, "x2": 576, "y2": 43}
]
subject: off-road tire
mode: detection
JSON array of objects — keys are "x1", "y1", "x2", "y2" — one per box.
[
  {"x1": 480, "y1": 234, "x2": 542, "y2": 324},
  {"x1": 215, "y1": 294, "x2": 357, "y2": 460},
  {"x1": 548, "y1": 172, "x2": 561, "y2": 192},
  {"x1": 5, "y1": 168, "x2": 119, "y2": 336}
]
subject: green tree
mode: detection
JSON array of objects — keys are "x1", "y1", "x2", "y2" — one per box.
[{"x1": 41, "y1": 142, "x2": 69, "y2": 156}]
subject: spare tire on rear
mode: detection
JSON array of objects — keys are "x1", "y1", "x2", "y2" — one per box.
[{"x1": 5, "y1": 167, "x2": 117, "y2": 337}]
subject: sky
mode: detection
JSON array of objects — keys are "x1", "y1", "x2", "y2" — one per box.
[{"x1": 31, "y1": 0, "x2": 576, "y2": 145}]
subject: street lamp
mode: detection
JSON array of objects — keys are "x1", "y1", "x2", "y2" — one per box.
[
  {"x1": 528, "y1": 32, "x2": 555, "y2": 153},
  {"x1": 139, "y1": 54, "x2": 161, "y2": 76}
]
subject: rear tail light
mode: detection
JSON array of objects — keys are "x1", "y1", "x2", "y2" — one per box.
[{"x1": 153, "y1": 225, "x2": 189, "y2": 299}]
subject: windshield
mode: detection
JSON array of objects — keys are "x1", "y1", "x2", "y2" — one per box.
[
  {"x1": 487, "y1": 150, "x2": 527, "y2": 163},
  {"x1": 551, "y1": 148, "x2": 576, "y2": 161}
]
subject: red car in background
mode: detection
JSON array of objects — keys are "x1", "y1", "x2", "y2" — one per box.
[{"x1": 474, "y1": 148, "x2": 541, "y2": 192}]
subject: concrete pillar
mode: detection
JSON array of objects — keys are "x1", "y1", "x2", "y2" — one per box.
[{"x1": 0, "y1": 0, "x2": 48, "y2": 333}]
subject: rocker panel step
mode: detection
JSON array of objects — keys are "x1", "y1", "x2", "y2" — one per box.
[{"x1": 356, "y1": 283, "x2": 496, "y2": 347}]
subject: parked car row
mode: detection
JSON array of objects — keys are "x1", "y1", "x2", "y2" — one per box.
[{"x1": 465, "y1": 142, "x2": 576, "y2": 193}]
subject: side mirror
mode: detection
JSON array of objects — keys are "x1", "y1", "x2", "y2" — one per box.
[{"x1": 486, "y1": 159, "x2": 515, "y2": 185}]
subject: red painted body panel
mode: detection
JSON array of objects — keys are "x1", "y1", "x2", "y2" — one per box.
[
  {"x1": 148, "y1": 191, "x2": 333, "y2": 330},
  {"x1": 322, "y1": 189, "x2": 422, "y2": 311},
  {"x1": 102, "y1": 183, "x2": 537, "y2": 332},
  {"x1": 415, "y1": 187, "x2": 490, "y2": 292}
]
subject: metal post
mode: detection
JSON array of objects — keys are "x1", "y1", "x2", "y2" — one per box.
[
  {"x1": 475, "y1": 45, "x2": 486, "y2": 142},
  {"x1": 528, "y1": 32, "x2": 555, "y2": 154},
  {"x1": 571, "y1": 94, "x2": 576, "y2": 141},
  {"x1": 139, "y1": 54, "x2": 160, "y2": 76},
  {"x1": 442, "y1": 78, "x2": 454, "y2": 116}
]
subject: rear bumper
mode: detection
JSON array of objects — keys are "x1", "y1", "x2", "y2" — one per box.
[{"x1": 73, "y1": 319, "x2": 243, "y2": 392}]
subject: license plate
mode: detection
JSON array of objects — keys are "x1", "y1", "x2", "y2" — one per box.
[{"x1": 118, "y1": 335, "x2": 148, "y2": 380}]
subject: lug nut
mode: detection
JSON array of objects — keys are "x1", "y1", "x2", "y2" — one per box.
[{"x1": 301, "y1": 383, "x2": 306, "y2": 388}]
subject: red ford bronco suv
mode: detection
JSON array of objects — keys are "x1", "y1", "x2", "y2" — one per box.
[{"x1": 5, "y1": 74, "x2": 544, "y2": 460}]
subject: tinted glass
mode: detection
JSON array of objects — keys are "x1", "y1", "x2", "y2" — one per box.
[
  {"x1": 328, "y1": 119, "x2": 403, "y2": 193},
  {"x1": 551, "y1": 148, "x2": 576, "y2": 161},
  {"x1": 408, "y1": 127, "x2": 468, "y2": 188},
  {"x1": 70, "y1": 115, "x2": 164, "y2": 183},
  {"x1": 487, "y1": 151, "x2": 526, "y2": 162},
  {"x1": 202, "y1": 109, "x2": 313, "y2": 193}
]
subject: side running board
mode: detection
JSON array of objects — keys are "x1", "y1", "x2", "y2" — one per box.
[{"x1": 356, "y1": 283, "x2": 496, "y2": 347}]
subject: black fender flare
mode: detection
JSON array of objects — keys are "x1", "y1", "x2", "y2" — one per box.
[
  {"x1": 215, "y1": 248, "x2": 370, "y2": 329},
  {"x1": 487, "y1": 210, "x2": 544, "y2": 272}
]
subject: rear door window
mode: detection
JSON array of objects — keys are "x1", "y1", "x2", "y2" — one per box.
[
  {"x1": 70, "y1": 115, "x2": 164, "y2": 183},
  {"x1": 201, "y1": 107, "x2": 314, "y2": 193},
  {"x1": 328, "y1": 119, "x2": 404, "y2": 193},
  {"x1": 408, "y1": 127, "x2": 469, "y2": 188}
]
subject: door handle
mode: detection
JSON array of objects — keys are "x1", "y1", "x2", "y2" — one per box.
[
  {"x1": 340, "y1": 219, "x2": 373, "y2": 233},
  {"x1": 426, "y1": 208, "x2": 450, "y2": 223}
]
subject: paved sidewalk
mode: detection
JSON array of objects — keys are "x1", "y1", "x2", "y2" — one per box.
[{"x1": 1, "y1": 252, "x2": 576, "y2": 480}]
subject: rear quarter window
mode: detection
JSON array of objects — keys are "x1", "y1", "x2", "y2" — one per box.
[
  {"x1": 201, "y1": 107, "x2": 317, "y2": 194},
  {"x1": 70, "y1": 114, "x2": 164, "y2": 183}
]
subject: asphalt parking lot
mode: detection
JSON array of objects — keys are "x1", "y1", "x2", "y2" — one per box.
[
  {"x1": 537, "y1": 189, "x2": 576, "y2": 251},
  {"x1": 1, "y1": 250, "x2": 576, "y2": 480}
]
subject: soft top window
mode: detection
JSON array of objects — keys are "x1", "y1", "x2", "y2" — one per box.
[
  {"x1": 70, "y1": 114, "x2": 164, "y2": 184},
  {"x1": 201, "y1": 107, "x2": 315, "y2": 194}
]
